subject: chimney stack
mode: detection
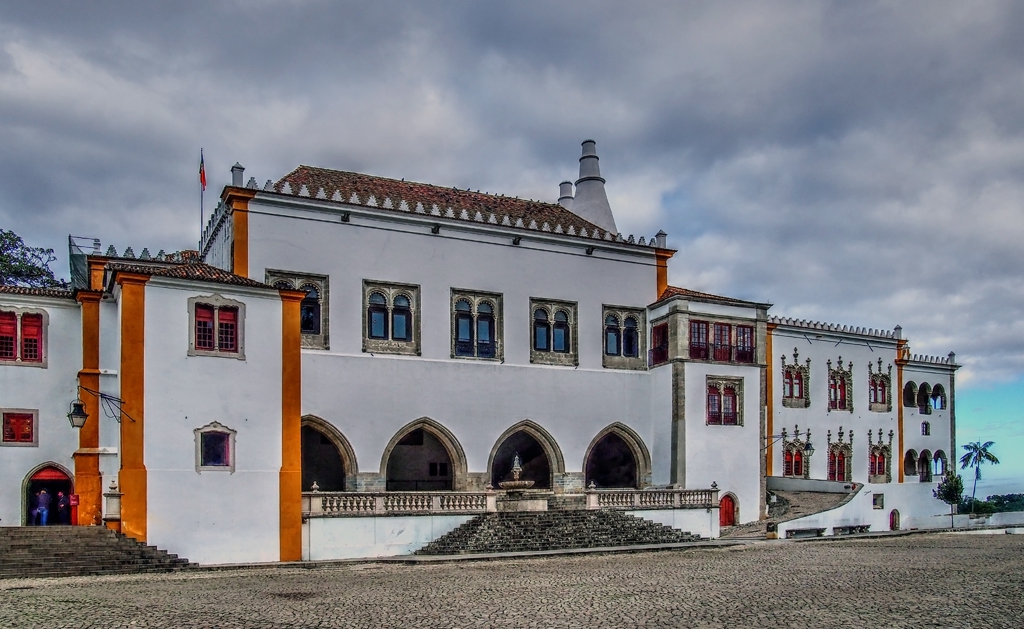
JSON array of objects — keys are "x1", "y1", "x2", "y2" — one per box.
[
  {"x1": 570, "y1": 140, "x2": 617, "y2": 234},
  {"x1": 231, "y1": 163, "x2": 245, "y2": 187},
  {"x1": 558, "y1": 181, "x2": 574, "y2": 209}
]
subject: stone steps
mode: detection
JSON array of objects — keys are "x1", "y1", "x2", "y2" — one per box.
[
  {"x1": 416, "y1": 510, "x2": 703, "y2": 555},
  {"x1": 0, "y1": 527, "x2": 194, "y2": 579}
]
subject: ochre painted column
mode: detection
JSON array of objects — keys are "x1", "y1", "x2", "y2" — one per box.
[
  {"x1": 654, "y1": 249, "x2": 674, "y2": 299},
  {"x1": 224, "y1": 189, "x2": 255, "y2": 278},
  {"x1": 896, "y1": 340, "x2": 908, "y2": 483},
  {"x1": 117, "y1": 272, "x2": 149, "y2": 542},
  {"x1": 279, "y1": 290, "x2": 304, "y2": 561},
  {"x1": 74, "y1": 291, "x2": 103, "y2": 526}
]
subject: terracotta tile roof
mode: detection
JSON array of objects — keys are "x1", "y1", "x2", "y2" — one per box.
[
  {"x1": 107, "y1": 262, "x2": 273, "y2": 290},
  {"x1": 268, "y1": 166, "x2": 661, "y2": 247},
  {"x1": 0, "y1": 285, "x2": 75, "y2": 299},
  {"x1": 655, "y1": 285, "x2": 770, "y2": 308}
]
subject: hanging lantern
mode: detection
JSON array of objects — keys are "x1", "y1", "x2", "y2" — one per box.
[{"x1": 67, "y1": 399, "x2": 88, "y2": 428}]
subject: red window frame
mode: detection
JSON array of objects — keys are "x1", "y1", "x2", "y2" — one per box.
[
  {"x1": 650, "y1": 322, "x2": 669, "y2": 365},
  {"x1": 195, "y1": 305, "x2": 215, "y2": 351},
  {"x1": 689, "y1": 320, "x2": 708, "y2": 360},
  {"x1": 793, "y1": 371, "x2": 803, "y2": 399},
  {"x1": 783, "y1": 370, "x2": 793, "y2": 398},
  {"x1": 706, "y1": 386, "x2": 722, "y2": 425},
  {"x1": 735, "y1": 325, "x2": 754, "y2": 363},
  {"x1": 2, "y1": 412, "x2": 34, "y2": 443},
  {"x1": 713, "y1": 323, "x2": 731, "y2": 361},
  {"x1": 784, "y1": 449, "x2": 794, "y2": 476},
  {"x1": 0, "y1": 312, "x2": 16, "y2": 360},
  {"x1": 20, "y1": 314, "x2": 42, "y2": 362},
  {"x1": 722, "y1": 387, "x2": 738, "y2": 425},
  {"x1": 217, "y1": 307, "x2": 238, "y2": 352},
  {"x1": 829, "y1": 374, "x2": 847, "y2": 410},
  {"x1": 793, "y1": 450, "x2": 803, "y2": 477}
]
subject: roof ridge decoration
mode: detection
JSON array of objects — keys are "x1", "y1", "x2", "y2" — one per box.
[
  {"x1": 266, "y1": 164, "x2": 665, "y2": 251},
  {"x1": 769, "y1": 316, "x2": 899, "y2": 340},
  {"x1": 246, "y1": 177, "x2": 258, "y2": 189}
]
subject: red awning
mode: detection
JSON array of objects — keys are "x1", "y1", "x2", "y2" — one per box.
[{"x1": 31, "y1": 467, "x2": 70, "y2": 481}]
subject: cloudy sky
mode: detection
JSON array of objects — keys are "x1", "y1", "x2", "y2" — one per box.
[{"x1": 2, "y1": 2, "x2": 1021, "y2": 489}]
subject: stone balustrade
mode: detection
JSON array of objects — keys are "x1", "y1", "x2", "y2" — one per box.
[
  {"x1": 586, "y1": 488, "x2": 718, "y2": 510},
  {"x1": 304, "y1": 491, "x2": 497, "y2": 517}
]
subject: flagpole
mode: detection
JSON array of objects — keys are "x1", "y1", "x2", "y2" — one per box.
[{"x1": 199, "y1": 148, "x2": 205, "y2": 251}]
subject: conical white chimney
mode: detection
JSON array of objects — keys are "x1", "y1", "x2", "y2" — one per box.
[{"x1": 570, "y1": 140, "x2": 617, "y2": 233}]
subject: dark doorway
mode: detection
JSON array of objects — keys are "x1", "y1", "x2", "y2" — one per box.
[
  {"x1": 25, "y1": 466, "x2": 73, "y2": 526},
  {"x1": 585, "y1": 432, "x2": 638, "y2": 489},
  {"x1": 385, "y1": 428, "x2": 453, "y2": 491},
  {"x1": 301, "y1": 425, "x2": 347, "y2": 491},
  {"x1": 491, "y1": 431, "x2": 551, "y2": 489}
]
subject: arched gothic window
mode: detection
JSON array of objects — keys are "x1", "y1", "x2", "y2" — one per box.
[
  {"x1": 827, "y1": 357, "x2": 853, "y2": 412},
  {"x1": 363, "y1": 281, "x2": 420, "y2": 355},
  {"x1": 533, "y1": 309, "x2": 550, "y2": 351},
  {"x1": 452, "y1": 292, "x2": 500, "y2": 360},
  {"x1": 553, "y1": 311, "x2": 570, "y2": 353},
  {"x1": 781, "y1": 349, "x2": 810, "y2": 408},
  {"x1": 603, "y1": 308, "x2": 645, "y2": 369},
  {"x1": 605, "y1": 315, "x2": 621, "y2": 356},
  {"x1": 707, "y1": 386, "x2": 722, "y2": 425},
  {"x1": 392, "y1": 295, "x2": 412, "y2": 342},
  {"x1": 266, "y1": 270, "x2": 329, "y2": 349},
  {"x1": 368, "y1": 292, "x2": 388, "y2": 339},
  {"x1": 300, "y1": 284, "x2": 321, "y2": 335},
  {"x1": 530, "y1": 299, "x2": 577, "y2": 366}
]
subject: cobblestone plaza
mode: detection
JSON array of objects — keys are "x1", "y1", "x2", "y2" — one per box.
[{"x1": 1, "y1": 533, "x2": 1021, "y2": 628}]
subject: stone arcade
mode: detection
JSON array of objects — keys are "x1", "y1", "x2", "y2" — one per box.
[{"x1": 0, "y1": 141, "x2": 957, "y2": 563}]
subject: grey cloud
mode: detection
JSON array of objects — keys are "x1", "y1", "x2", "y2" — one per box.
[{"x1": 1, "y1": 1, "x2": 1023, "y2": 384}]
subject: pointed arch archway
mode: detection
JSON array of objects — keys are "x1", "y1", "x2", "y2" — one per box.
[
  {"x1": 301, "y1": 415, "x2": 358, "y2": 491},
  {"x1": 719, "y1": 492, "x2": 738, "y2": 527},
  {"x1": 380, "y1": 417, "x2": 468, "y2": 491},
  {"x1": 583, "y1": 423, "x2": 652, "y2": 489},
  {"x1": 21, "y1": 462, "x2": 74, "y2": 526},
  {"x1": 488, "y1": 420, "x2": 566, "y2": 491}
]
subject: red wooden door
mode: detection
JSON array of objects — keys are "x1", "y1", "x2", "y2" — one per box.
[{"x1": 719, "y1": 495, "x2": 736, "y2": 527}]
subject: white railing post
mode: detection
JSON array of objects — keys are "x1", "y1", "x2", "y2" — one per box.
[
  {"x1": 431, "y1": 494, "x2": 442, "y2": 512},
  {"x1": 374, "y1": 495, "x2": 385, "y2": 515}
]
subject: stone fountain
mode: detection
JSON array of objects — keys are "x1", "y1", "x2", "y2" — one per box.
[{"x1": 496, "y1": 453, "x2": 550, "y2": 512}]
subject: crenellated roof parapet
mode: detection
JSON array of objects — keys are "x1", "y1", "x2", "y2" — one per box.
[{"x1": 769, "y1": 316, "x2": 898, "y2": 340}]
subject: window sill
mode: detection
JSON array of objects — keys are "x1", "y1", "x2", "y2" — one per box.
[
  {"x1": 530, "y1": 350, "x2": 578, "y2": 367},
  {"x1": 363, "y1": 339, "x2": 420, "y2": 356},
  {"x1": 781, "y1": 398, "x2": 809, "y2": 409},
  {"x1": 869, "y1": 403, "x2": 891, "y2": 413},
  {"x1": 0, "y1": 359, "x2": 47, "y2": 369},
  {"x1": 188, "y1": 349, "x2": 246, "y2": 360},
  {"x1": 602, "y1": 355, "x2": 647, "y2": 370},
  {"x1": 196, "y1": 465, "x2": 234, "y2": 474}
]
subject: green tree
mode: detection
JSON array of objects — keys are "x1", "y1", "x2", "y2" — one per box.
[
  {"x1": 934, "y1": 472, "x2": 963, "y2": 528},
  {"x1": 959, "y1": 441, "x2": 1000, "y2": 514},
  {"x1": 0, "y1": 230, "x2": 65, "y2": 288}
]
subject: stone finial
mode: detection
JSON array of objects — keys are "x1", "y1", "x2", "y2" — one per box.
[
  {"x1": 383, "y1": 197, "x2": 393, "y2": 209},
  {"x1": 264, "y1": 180, "x2": 275, "y2": 191},
  {"x1": 310, "y1": 480, "x2": 320, "y2": 493},
  {"x1": 139, "y1": 248, "x2": 151, "y2": 260},
  {"x1": 367, "y1": 195, "x2": 378, "y2": 207},
  {"x1": 349, "y1": 192, "x2": 360, "y2": 204},
  {"x1": 105, "y1": 245, "x2": 117, "y2": 257},
  {"x1": 332, "y1": 190, "x2": 344, "y2": 202},
  {"x1": 123, "y1": 246, "x2": 135, "y2": 259},
  {"x1": 246, "y1": 177, "x2": 258, "y2": 189},
  {"x1": 579, "y1": 227, "x2": 588, "y2": 238},
  {"x1": 541, "y1": 222, "x2": 551, "y2": 232},
  {"x1": 298, "y1": 184, "x2": 310, "y2": 197},
  {"x1": 315, "y1": 188, "x2": 327, "y2": 199},
  {"x1": 567, "y1": 225, "x2": 576, "y2": 236},
  {"x1": 281, "y1": 182, "x2": 293, "y2": 195},
  {"x1": 488, "y1": 213, "x2": 497, "y2": 224}
]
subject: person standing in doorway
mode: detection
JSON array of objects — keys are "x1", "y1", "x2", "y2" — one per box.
[
  {"x1": 56, "y1": 492, "x2": 69, "y2": 525},
  {"x1": 36, "y1": 488, "x2": 51, "y2": 526}
]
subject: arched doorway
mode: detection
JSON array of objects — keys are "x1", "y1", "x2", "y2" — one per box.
[
  {"x1": 23, "y1": 464, "x2": 73, "y2": 526},
  {"x1": 584, "y1": 428, "x2": 644, "y2": 489},
  {"x1": 889, "y1": 509, "x2": 900, "y2": 531},
  {"x1": 385, "y1": 428, "x2": 453, "y2": 491},
  {"x1": 492, "y1": 430, "x2": 550, "y2": 489},
  {"x1": 301, "y1": 425, "x2": 346, "y2": 491},
  {"x1": 720, "y1": 494, "x2": 736, "y2": 527}
]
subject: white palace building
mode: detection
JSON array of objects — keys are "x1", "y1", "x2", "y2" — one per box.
[{"x1": 0, "y1": 141, "x2": 959, "y2": 564}]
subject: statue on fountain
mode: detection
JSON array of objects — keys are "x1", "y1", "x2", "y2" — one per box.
[{"x1": 498, "y1": 452, "x2": 535, "y2": 490}]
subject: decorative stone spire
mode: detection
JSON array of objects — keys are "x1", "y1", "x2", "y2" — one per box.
[{"x1": 570, "y1": 140, "x2": 617, "y2": 234}]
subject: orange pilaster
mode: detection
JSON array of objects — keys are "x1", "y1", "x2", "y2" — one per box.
[
  {"x1": 74, "y1": 291, "x2": 103, "y2": 526},
  {"x1": 117, "y1": 272, "x2": 149, "y2": 542},
  {"x1": 655, "y1": 249, "x2": 674, "y2": 299},
  {"x1": 224, "y1": 188, "x2": 255, "y2": 278},
  {"x1": 279, "y1": 290, "x2": 304, "y2": 561}
]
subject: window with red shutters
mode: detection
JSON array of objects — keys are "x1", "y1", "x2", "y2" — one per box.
[
  {"x1": 793, "y1": 371, "x2": 803, "y2": 399},
  {"x1": 689, "y1": 320, "x2": 708, "y2": 359},
  {"x1": 793, "y1": 450, "x2": 803, "y2": 477},
  {"x1": 783, "y1": 370, "x2": 793, "y2": 398},
  {"x1": 828, "y1": 450, "x2": 837, "y2": 480},
  {"x1": 195, "y1": 305, "x2": 215, "y2": 351},
  {"x1": 735, "y1": 325, "x2": 754, "y2": 363},
  {"x1": 707, "y1": 386, "x2": 722, "y2": 425},
  {"x1": 722, "y1": 387, "x2": 737, "y2": 425},
  {"x1": 2, "y1": 412, "x2": 34, "y2": 443},
  {"x1": 20, "y1": 314, "x2": 42, "y2": 362},
  {"x1": 713, "y1": 323, "x2": 731, "y2": 361},
  {"x1": 784, "y1": 449, "x2": 794, "y2": 476},
  {"x1": 217, "y1": 307, "x2": 237, "y2": 352},
  {"x1": 0, "y1": 312, "x2": 15, "y2": 360},
  {"x1": 650, "y1": 322, "x2": 669, "y2": 365}
]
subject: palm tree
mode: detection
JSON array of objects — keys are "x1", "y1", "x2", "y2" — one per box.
[{"x1": 959, "y1": 441, "x2": 1000, "y2": 513}]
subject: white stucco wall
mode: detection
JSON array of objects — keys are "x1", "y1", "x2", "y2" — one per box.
[
  {"x1": 627, "y1": 508, "x2": 720, "y2": 539},
  {"x1": 0, "y1": 294, "x2": 81, "y2": 527},
  {"x1": 304, "y1": 514, "x2": 474, "y2": 560},
  {"x1": 246, "y1": 197, "x2": 666, "y2": 489},
  {"x1": 683, "y1": 361, "x2": 762, "y2": 524},
  {"x1": 770, "y1": 327, "x2": 904, "y2": 484},
  {"x1": 142, "y1": 280, "x2": 284, "y2": 564}
]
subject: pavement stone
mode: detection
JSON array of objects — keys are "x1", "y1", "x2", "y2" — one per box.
[{"x1": 0, "y1": 532, "x2": 1021, "y2": 628}]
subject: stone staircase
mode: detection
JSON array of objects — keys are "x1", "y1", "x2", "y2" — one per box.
[
  {"x1": 0, "y1": 527, "x2": 194, "y2": 579},
  {"x1": 416, "y1": 510, "x2": 703, "y2": 555}
]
